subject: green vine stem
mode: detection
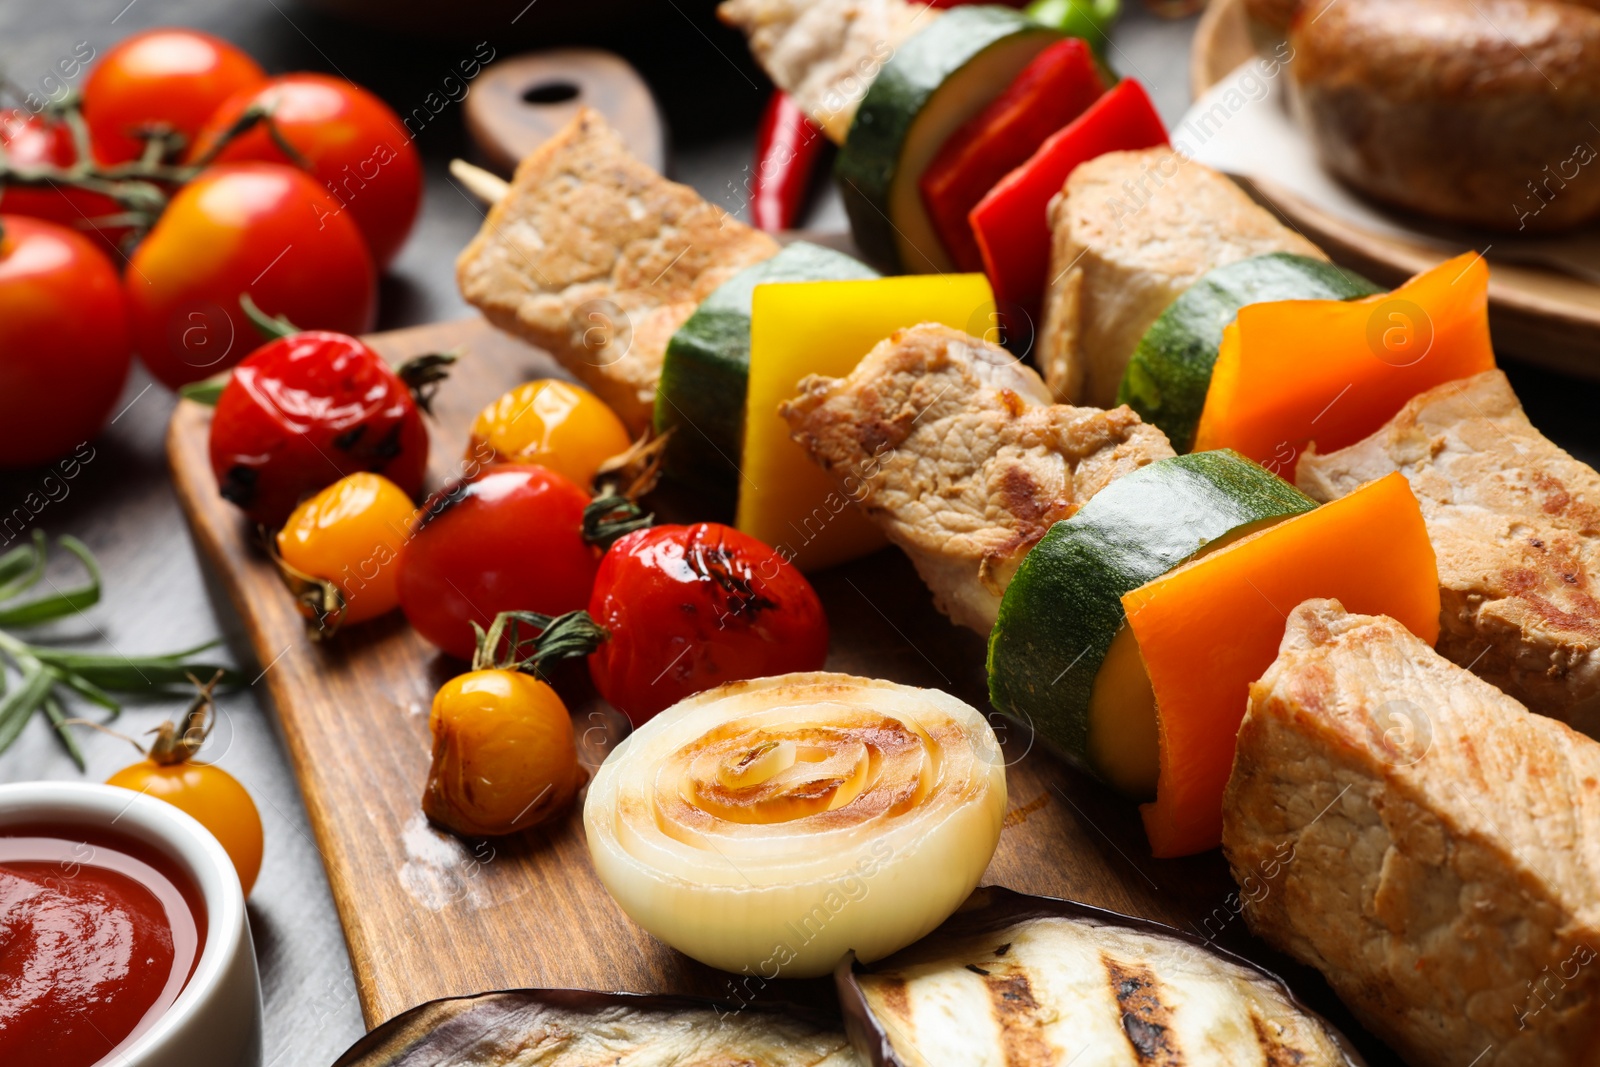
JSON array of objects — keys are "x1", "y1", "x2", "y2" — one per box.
[
  {"x1": 0, "y1": 94, "x2": 305, "y2": 250},
  {"x1": 240, "y1": 292, "x2": 300, "y2": 340},
  {"x1": 397, "y1": 352, "x2": 457, "y2": 415},
  {"x1": 582, "y1": 489, "x2": 654, "y2": 552},
  {"x1": 470, "y1": 609, "x2": 609, "y2": 679}
]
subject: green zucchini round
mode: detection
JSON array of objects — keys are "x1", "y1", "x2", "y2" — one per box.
[
  {"x1": 653, "y1": 241, "x2": 877, "y2": 509},
  {"x1": 986, "y1": 450, "x2": 1315, "y2": 797},
  {"x1": 835, "y1": 6, "x2": 1060, "y2": 274},
  {"x1": 1117, "y1": 253, "x2": 1379, "y2": 452}
]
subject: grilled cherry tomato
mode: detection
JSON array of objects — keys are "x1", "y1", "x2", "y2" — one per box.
[
  {"x1": 422, "y1": 610, "x2": 594, "y2": 837},
  {"x1": 208, "y1": 330, "x2": 427, "y2": 526},
  {"x1": 424, "y1": 669, "x2": 582, "y2": 836},
  {"x1": 0, "y1": 216, "x2": 131, "y2": 468},
  {"x1": 127, "y1": 162, "x2": 376, "y2": 390},
  {"x1": 466, "y1": 379, "x2": 631, "y2": 490},
  {"x1": 82, "y1": 28, "x2": 265, "y2": 164},
  {"x1": 398, "y1": 466, "x2": 599, "y2": 660},
  {"x1": 190, "y1": 73, "x2": 423, "y2": 269},
  {"x1": 587, "y1": 523, "x2": 828, "y2": 725},
  {"x1": 106, "y1": 688, "x2": 264, "y2": 895},
  {"x1": 0, "y1": 111, "x2": 126, "y2": 250},
  {"x1": 276, "y1": 472, "x2": 414, "y2": 627}
]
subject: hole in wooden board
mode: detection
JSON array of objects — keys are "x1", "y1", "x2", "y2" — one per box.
[{"x1": 523, "y1": 81, "x2": 580, "y2": 105}]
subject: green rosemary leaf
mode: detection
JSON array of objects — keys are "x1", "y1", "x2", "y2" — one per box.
[
  {"x1": 42, "y1": 695, "x2": 85, "y2": 772},
  {"x1": 0, "y1": 665, "x2": 52, "y2": 753},
  {"x1": 0, "y1": 534, "x2": 102, "y2": 626}
]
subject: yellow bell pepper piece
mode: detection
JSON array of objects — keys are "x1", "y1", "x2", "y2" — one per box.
[{"x1": 738, "y1": 273, "x2": 998, "y2": 571}]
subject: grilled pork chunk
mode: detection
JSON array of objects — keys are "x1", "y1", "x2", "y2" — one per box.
[
  {"x1": 717, "y1": 0, "x2": 935, "y2": 143},
  {"x1": 781, "y1": 323, "x2": 1173, "y2": 633},
  {"x1": 456, "y1": 108, "x2": 778, "y2": 435},
  {"x1": 1297, "y1": 370, "x2": 1600, "y2": 734},
  {"x1": 1039, "y1": 149, "x2": 1323, "y2": 407},
  {"x1": 1223, "y1": 599, "x2": 1600, "y2": 1067}
]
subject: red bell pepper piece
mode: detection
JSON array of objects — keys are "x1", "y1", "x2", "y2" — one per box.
[
  {"x1": 751, "y1": 92, "x2": 826, "y2": 232},
  {"x1": 970, "y1": 78, "x2": 1168, "y2": 327},
  {"x1": 918, "y1": 37, "x2": 1106, "y2": 272}
]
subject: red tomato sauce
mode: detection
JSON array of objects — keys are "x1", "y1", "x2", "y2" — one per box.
[{"x1": 0, "y1": 826, "x2": 206, "y2": 1067}]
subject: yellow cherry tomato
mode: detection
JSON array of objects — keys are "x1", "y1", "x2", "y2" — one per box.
[
  {"x1": 107, "y1": 760, "x2": 264, "y2": 896},
  {"x1": 466, "y1": 379, "x2": 631, "y2": 489},
  {"x1": 422, "y1": 669, "x2": 583, "y2": 837},
  {"x1": 276, "y1": 472, "x2": 414, "y2": 625}
]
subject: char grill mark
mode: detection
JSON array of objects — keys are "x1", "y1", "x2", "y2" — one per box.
[
  {"x1": 1104, "y1": 955, "x2": 1184, "y2": 1066},
  {"x1": 981, "y1": 968, "x2": 1057, "y2": 1067}
]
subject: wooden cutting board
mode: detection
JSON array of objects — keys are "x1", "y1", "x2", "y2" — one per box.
[{"x1": 166, "y1": 315, "x2": 1392, "y2": 1057}]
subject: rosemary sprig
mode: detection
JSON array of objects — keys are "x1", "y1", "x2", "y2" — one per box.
[{"x1": 0, "y1": 534, "x2": 238, "y2": 766}]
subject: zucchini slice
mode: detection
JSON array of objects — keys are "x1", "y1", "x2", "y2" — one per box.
[
  {"x1": 986, "y1": 450, "x2": 1313, "y2": 798},
  {"x1": 1117, "y1": 253, "x2": 1379, "y2": 451},
  {"x1": 653, "y1": 241, "x2": 877, "y2": 506},
  {"x1": 836, "y1": 6, "x2": 1060, "y2": 274}
]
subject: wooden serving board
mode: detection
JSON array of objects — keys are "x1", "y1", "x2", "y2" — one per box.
[
  {"x1": 167, "y1": 315, "x2": 1391, "y2": 1058},
  {"x1": 1192, "y1": 0, "x2": 1600, "y2": 380}
]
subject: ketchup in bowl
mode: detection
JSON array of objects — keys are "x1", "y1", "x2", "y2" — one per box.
[{"x1": 0, "y1": 825, "x2": 206, "y2": 1066}]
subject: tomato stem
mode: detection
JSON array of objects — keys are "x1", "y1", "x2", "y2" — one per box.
[
  {"x1": 146, "y1": 670, "x2": 225, "y2": 765},
  {"x1": 239, "y1": 293, "x2": 299, "y2": 340},
  {"x1": 190, "y1": 102, "x2": 308, "y2": 169},
  {"x1": 264, "y1": 527, "x2": 348, "y2": 640},
  {"x1": 396, "y1": 351, "x2": 457, "y2": 415},
  {"x1": 471, "y1": 609, "x2": 609, "y2": 677},
  {"x1": 582, "y1": 489, "x2": 653, "y2": 551},
  {"x1": 179, "y1": 371, "x2": 231, "y2": 406}
]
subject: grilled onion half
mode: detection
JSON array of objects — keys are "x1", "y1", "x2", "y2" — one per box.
[{"x1": 583, "y1": 672, "x2": 1007, "y2": 978}]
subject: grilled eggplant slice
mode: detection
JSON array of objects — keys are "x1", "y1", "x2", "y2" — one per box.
[
  {"x1": 836, "y1": 886, "x2": 1364, "y2": 1067},
  {"x1": 333, "y1": 988, "x2": 863, "y2": 1067}
]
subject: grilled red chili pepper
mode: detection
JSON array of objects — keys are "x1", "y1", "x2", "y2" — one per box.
[
  {"x1": 750, "y1": 92, "x2": 825, "y2": 232},
  {"x1": 920, "y1": 37, "x2": 1106, "y2": 272},
  {"x1": 970, "y1": 78, "x2": 1168, "y2": 329}
]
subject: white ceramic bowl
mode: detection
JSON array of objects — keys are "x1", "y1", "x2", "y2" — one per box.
[{"x1": 0, "y1": 781, "x2": 263, "y2": 1067}]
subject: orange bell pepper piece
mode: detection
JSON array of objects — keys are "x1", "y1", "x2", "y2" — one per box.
[
  {"x1": 1123, "y1": 472, "x2": 1440, "y2": 858},
  {"x1": 1193, "y1": 252, "x2": 1495, "y2": 479}
]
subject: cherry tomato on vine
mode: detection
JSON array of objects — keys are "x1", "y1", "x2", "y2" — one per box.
[
  {"x1": 466, "y1": 379, "x2": 632, "y2": 490},
  {"x1": 127, "y1": 162, "x2": 376, "y2": 390},
  {"x1": 108, "y1": 758, "x2": 263, "y2": 895},
  {"x1": 209, "y1": 330, "x2": 428, "y2": 526},
  {"x1": 83, "y1": 28, "x2": 266, "y2": 164},
  {"x1": 190, "y1": 73, "x2": 423, "y2": 269},
  {"x1": 587, "y1": 523, "x2": 828, "y2": 725},
  {"x1": 0, "y1": 216, "x2": 131, "y2": 468},
  {"x1": 398, "y1": 466, "x2": 599, "y2": 660},
  {"x1": 276, "y1": 472, "x2": 415, "y2": 626},
  {"x1": 0, "y1": 111, "x2": 126, "y2": 251}
]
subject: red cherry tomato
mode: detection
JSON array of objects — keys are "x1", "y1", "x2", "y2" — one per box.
[
  {"x1": 126, "y1": 162, "x2": 376, "y2": 390},
  {"x1": 82, "y1": 28, "x2": 265, "y2": 164},
  {"x1": 208, "y1": 330, "x2": 427, "y2": 526},
  {"x1": 190, "y1": 74, "x2": 423, "y2": 268},
  {"x1": 0, "y1": 216, "x2": 131, "y2": 468},
  {"x1": 587, "y1": 523, "x2": 828, "y2": 726},
  {"x1": 0, "y1": 111, "x2": 126, "y2": 252},
  {"x1": 398, "y1": 466, "x2": 599, "y2": 660}
]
